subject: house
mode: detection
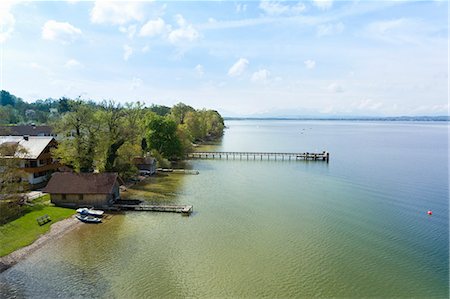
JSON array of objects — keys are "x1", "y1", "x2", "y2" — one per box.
[
  {"x1": 133, "y1": 156, "x2": 157, "y2": 175},
  {"x1": 0, "y1": 136, "x2": 60, "y2": 187},
  {"x1": 0, "y1": 124, "x2": 58, "y2": 139},
  {"x1": 43, "y1": 172, "x2": 121, "y2": 208}
]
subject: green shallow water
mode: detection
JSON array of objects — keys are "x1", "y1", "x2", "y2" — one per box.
[{"x1": 1, "y1": 120, "x2": 448, "y2": 298}]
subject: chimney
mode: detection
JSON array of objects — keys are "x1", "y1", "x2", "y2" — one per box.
[{"x1": 23, "y1": 135, "x2": 29, "y2": 141}]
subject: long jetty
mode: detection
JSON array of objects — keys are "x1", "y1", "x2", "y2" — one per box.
[
  {"x1": 113, "y1": 204, "x2": 193, "y2": 215},
  {"x1": 108, "y1": 200, "x2": 193, "y2": 216},
  {"x1": 187, "y1": 151, "x2": 329, "y2": 162}
]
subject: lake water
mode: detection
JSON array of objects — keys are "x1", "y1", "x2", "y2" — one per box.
[{"x1": 1, "y1": 120, "x2": 448, "y2": 298}]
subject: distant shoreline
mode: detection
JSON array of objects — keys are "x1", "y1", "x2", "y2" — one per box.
[{"x1": 223, "y1": 116, "x2": 450, "y2": 122}]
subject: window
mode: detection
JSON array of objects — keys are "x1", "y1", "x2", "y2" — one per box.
[
  {"x1": 78, "y1": 194, "x2": 83, "y2": 200},
  {"x1": 62, "y1": 194, "x2": 66, "y2": 200}
]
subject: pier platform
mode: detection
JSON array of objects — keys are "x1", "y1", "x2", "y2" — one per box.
[
  {"x1": 187, "y1": 151, "x2": 329, "y2": 162},
  {"x1": 109, "y1": 202, "x2": 193, "y2": 216}
]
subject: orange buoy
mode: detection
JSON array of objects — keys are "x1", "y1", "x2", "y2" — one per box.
[{"x1": 427, "y1": 210, "x2": 432, "y2": 215}]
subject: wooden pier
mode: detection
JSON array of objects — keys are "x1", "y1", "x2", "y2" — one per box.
[
  {"x1": 187, "y1": 151, "x2": 329, "y2": 162},
  {"x1": 111, "y1": 203, "x2": 193, "y2": 216}
]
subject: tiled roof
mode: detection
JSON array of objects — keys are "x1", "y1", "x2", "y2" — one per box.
[
  {"x1": 0, "y1": 125, "x2": 54, "y2": 136},
  {"x1": 43, "y1": 172, "x2": 119, "y2": 195},
  {"x1": 0, "y1": 136, "x2": 54, "y2": 159}
]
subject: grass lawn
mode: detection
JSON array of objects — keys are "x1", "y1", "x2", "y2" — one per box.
[{"x1": 0, "y1": 195, "x2": 75, "y2": 257}]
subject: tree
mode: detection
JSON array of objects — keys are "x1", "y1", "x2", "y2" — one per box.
[
  {"x1": 146, "y1": 114, "x2": 182, "y2": 159},
  {"x1": 0, "y1": 90, "x2": 17, "y2": 107},
  {"x1": 97, "y1": 101, "x2": 127, "y2": 172},
  {"x1": 170, "y1": 102, "x2": 195, "y2": 125},
  {"x1": 183, "y1": 111, "x2": 202, "y2": 141},
  {"x1": 52, "y1": 100, "x2": 100, "y2": 172},
  {"x1": 58, "y1": 97, "x2": 71, "y2": 113},
  {"x1": 0, "y1": 143, "x2": 28, "y2": 224},
  {"x1": 148, "y1": 104, "x2": 171, "y2": 116},
  {"x1": 0, "y1": 106, "x2": 10, "y2": 124}
]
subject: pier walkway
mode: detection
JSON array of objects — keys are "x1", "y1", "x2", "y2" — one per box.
[
  {"x1": 187, "y1": 151, "x2": 329, "y2": 162},
  {"x1": 109, "y1": 202, "x2": 193, "y2": 216}
]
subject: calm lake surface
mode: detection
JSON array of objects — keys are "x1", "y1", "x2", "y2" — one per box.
[{"x1": 1, "y1": 120, "x2": 448, "y2": 298}]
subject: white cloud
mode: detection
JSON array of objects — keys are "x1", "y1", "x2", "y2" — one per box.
[
  {"x1": 64, "y1": 59, "x2": 82, "y2": 69},
  {"x1": 327, "y1": 82, "x2": 344, "y2": 93},
  {"x1": 362, "y1": 18, "x2": 435, "y2": 45},
  {"x1": 90, "y1": 1, "x2": 145, "y2": 25},
  {"x1": 313, "y1": 0, "x2": 333, "y2": 10},
  {"x1": 130, "y1": 77, "x2": 143, "y2": 90},
  {"x1": 259, "y1": 1, "x2": 306, "y2": 16},
  {"x1": 195, "y1": 64, "x2": 204, "y2": 76},
  {"x1": 304, "y1": 59, "x2": 316, "y2": 69},
  {"x1": 251, "y1": 69, "x2": 271, "y2": 82},
  {"x1": 123, "y1": 44, "x2": 133, "y2": 61},
  {"x1": 236, "y1": 3, "x2": 247, "y2": 13},
  {"x1": 0, "y1": 1, "x2": 16, "y2": 43},
  {"x1": 42, "y1": 20, "x2": 82, "y2": 44},
  {"x1": 119, "y1": 25, "x2": 137, "y2": 39},
  {"x1": 139, "y1": 18, "x2": 166, "y2": 37},
  {"x1": 228, "y1": 58, "x2": 249, "y2": 77},
  {"x1": 142, "y1": 45, "x2": 150, "y2": 53},
  {"x1": 168, "y1": 15, "x2": 199, "y2": 44},
  {"x1": 317, "y1": 22, "x2": 344, "y2": 37}
]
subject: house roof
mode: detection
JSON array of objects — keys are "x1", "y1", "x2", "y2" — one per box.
[
  {"x1": 43, "y1": 172, "x2": 119, "y2": 195},
  {"x1": 0, "y1": 136, "x2": 55, "y2": 159},
  {"x1": 0, "y1": 125, "x2": 54, "y2": 136}
]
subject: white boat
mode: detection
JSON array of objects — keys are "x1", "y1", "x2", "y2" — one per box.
[
  {"x1": 76, "y1": 207, "x2": 104, "y2": 217},
  {"x1": 75, "y1": 214, "x2": 102, "y2": 223}
]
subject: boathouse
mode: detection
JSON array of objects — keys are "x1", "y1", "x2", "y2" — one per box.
[
  {"x1": 43, "y1": 172, "x2": 120, "y2": 208},
  {"x1": 133, "y1": 156, "x2": 157, "y2": 175}
]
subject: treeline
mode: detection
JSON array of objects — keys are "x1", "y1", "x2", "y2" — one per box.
[
  {"x1": 0, "y1": 90, "x2": 174, "y2": 124},
  {"x1": 53, "y1": 101, "x2": 223, "y2": 179},
  {"x1": 1, "y1": 90, "x2": 224, "y2": 178}
]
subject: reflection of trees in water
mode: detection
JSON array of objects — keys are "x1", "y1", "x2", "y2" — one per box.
[{"x1": 123, "y1": 174, "x2": 187, "y2": 204}]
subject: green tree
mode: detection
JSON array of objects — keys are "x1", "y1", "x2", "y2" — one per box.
[
  {"x1": 149, "y1": 104, "x2": 171, "y2": 116},
  {"x1": 170, "y1": 102, "x2": 195, "y2": 125},
  {"x1": 183, "y1": 110, "x2": 202, "y2": 141},
  {"x1": 53, "y1": 100, "x2": 100, "y2": 172},
  {"x1": 58, "y1": 97, "x2": 72, "y2": 113},
  {"x1": 146, "y1": 114, "x2": 182, "y2": 159},
  {"x1": 0, "y1": 143, "x2": 29, "y2": 224}
]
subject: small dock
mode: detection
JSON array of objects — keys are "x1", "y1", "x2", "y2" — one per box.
[
  {"x1": 111, "y1": 203, "x2": 193, "y2": 216},
  {"x1": 187, "y1": 151, "x2": 329, "y2": 162}
]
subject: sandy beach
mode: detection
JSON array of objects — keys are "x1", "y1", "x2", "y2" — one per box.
[{"x1": 0, "y1": 216, "x2": 82, "y2": 273}]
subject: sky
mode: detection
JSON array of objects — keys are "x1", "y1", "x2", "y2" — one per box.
[{"x1": 0, "y1": 0, "x2": 448, "y2": 117}]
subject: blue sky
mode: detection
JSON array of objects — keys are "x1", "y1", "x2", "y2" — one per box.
[{"x1": 0, "y1": 0, "x2": 448, "y2": 116}]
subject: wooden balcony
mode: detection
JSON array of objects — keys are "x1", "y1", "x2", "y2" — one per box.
[{"x1": 23, "y1": 162, "x2": 61, "y2": 173}]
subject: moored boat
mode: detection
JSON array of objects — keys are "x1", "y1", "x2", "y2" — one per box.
[
  {"x1": 75, "y1": 214, "x2": 102, "y2": 223},
  {"x1": 76, "y1": 207, "x2": 104, "y2": 217}
]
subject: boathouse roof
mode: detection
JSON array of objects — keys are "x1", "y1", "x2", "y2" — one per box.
[{"x1": 43, "y1": 172, "x2": 119, "y2": 195}]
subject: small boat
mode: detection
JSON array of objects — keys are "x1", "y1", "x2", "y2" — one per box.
[
  {"x1": 76, "y1": 214, "x2": 102, "y2": 223},
  {"x1": 76, "y1": 207, "x2": 104, "y2": 217}
]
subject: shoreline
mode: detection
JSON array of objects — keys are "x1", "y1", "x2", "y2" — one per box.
[{"x1": 0, "y1": 216, "x2": 82, "y2": 273}]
